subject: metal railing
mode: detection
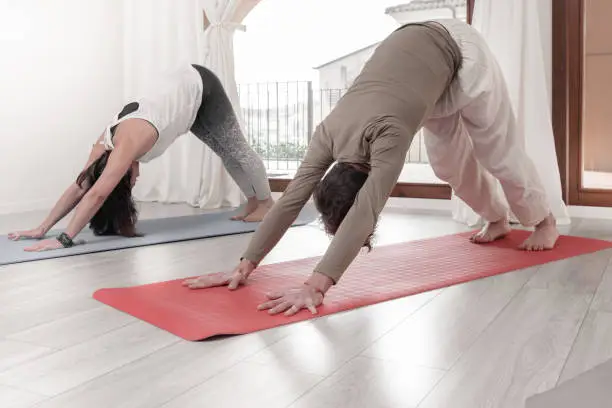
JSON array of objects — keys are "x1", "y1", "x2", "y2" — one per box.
[{"x1": 237, "y1": 81, "x2": 429, "y2": 175}]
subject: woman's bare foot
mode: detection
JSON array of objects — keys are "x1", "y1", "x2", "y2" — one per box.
[
  {"x1": 470, "y1": 218, "x2": 512, "y2": 244},
  {"x1": 243, "y1": 198, "x2": 274, "y2": 222},
  {"x1": 519, "y1": 213, "x2": 559, "y2": 251},
  {"x1": 231, "y1": 197, "x2": 274, "y2": 222},
  {"x1": 230, "y1": 197, "x2": 258, "y2": 221}
]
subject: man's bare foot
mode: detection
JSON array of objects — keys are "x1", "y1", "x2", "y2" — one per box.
[
  {"x1": 470, "y1": 218, "x2": 512, "y2": 244},
  {"x1": 519, "y1": 213, "x2": 559, "y2": 251},
  {"x1": 243, "y1": 198, "x2": 275, "y2": 222}
]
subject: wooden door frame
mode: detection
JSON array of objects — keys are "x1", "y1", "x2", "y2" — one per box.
[
  {"x1": 552, "y1": 0, "x2": 569, "y2": 204},
  {"x1": 467, "y1": 0, "x2": 474, "y2": 24},
  {"x1": 269, "y1": 178, "x2": 452, "y2": 199},
  {"x1": 270, "y1": 0, "x2": 475, "y2": 199},
  {"x1": 553, "y1": 0, "x2": 612, "y2": 206}
]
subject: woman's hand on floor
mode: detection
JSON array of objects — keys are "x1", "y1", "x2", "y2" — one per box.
[
  {"x1": 24, "y1": 238, "x2": 63, "y2": 252},
  {"x1": 257, "y1": 284, "x2": 324, "y2": 316},
  {"x1": 183, "y1": 259, "x2": 256, "y2": 290},
  {"x1": 8, "y1": 227, "x2": 46, "y2": 241}
]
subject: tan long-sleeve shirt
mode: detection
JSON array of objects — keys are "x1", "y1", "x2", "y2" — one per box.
[{"x1": 241, "y1": 21, "x2": 462, "y2": 283}]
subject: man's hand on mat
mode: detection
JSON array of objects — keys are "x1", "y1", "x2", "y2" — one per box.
[
  {"x1": 258, "y1": 273, "x2": 333, "y2": 316},
  {"x1": 183, "y1": 259, "x2": 256, "y2": 290},
  {"x1": 23, "y1": 238, "x2": 63, "y2": 252},
  {"x1": 8, "y1": 227, "x2": 46, "y2": 241},
  {"x1": 257, "y1": 284, "x2": 324, "y2": 316}
]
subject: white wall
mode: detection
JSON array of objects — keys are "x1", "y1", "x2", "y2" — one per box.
[{"x1": 0, "y1": 0, "x2": 124, "y2": 214}]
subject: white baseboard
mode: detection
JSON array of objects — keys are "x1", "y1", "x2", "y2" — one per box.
[
  {"x1": 385, "y1": 197, "x2": 452, "y2": 213},
  {"x1": 567, "y1": 205, "x2": 612, "y2": 220},
  {"x1": 388, "y1": 199, "x2": 612, "y2": 220},
  {"x1": 364, "y1": 196, "x2": 612, "y2": 221},
  {"x1": 385, "y1": 198, "x2": 612, "y2": 220},
  {"x1": 5, "y1": 194, "x2": 612, "y2": 221}
]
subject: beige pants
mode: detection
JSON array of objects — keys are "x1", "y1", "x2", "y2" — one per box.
[{"x1": 423, "y1": 20, "x2": 550, "y2": 227}]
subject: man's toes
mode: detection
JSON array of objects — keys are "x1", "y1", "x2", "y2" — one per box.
[
  {"x1": 471, "y1": 236, "x2": 488, "y2": 244},
  {"x1": 519, "y1": 237, "x2": 533, "y2": 250}
]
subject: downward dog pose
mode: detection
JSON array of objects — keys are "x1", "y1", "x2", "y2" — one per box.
[
  {"x1": 184, "y1": 19, "x2": 560, "y2": 315},
  {"x1": 8, "y1": 64, "x2": 273, "y2": 252}
]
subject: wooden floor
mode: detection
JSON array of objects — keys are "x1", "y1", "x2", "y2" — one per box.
[{"x1": 1, "y1": 202, "x2": 611, "y2": 408}]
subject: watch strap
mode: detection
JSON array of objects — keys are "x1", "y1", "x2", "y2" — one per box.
[{"x1": 56, "y1": 232, "x2": 75, "y2": 248}]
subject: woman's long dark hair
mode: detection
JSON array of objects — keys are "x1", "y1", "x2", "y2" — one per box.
[{"x1": 76, "y1": 150, "x2": 139, "y2": 237}]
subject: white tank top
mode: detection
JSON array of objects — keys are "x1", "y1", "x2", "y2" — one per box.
[{"x1": 102, "y1": 64, "x2": 204, "y2": 163}]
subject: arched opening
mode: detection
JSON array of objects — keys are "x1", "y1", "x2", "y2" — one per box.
[{"x1": 233, "y1": 0, "x2": 472, "y2": 198}]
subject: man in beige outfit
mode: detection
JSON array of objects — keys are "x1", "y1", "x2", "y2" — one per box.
[{"x1": 184, "y1": 19, "x2": 560, "y2": 316}]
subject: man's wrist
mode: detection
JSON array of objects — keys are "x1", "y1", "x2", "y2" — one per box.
[
  {"x1": 240, "y1": 257, "x2": 258, "y2": 269},
  {"x1": 305, "y1": 272, "x2": 334, "y2": 294}
]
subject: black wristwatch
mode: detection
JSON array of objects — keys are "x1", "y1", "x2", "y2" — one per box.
[{"x1": 56, "y1": 232, "x2": 75, "y2": 248}]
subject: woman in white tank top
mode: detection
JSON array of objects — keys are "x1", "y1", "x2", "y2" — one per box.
[{"x1": 8, "y1": 64, "x2": 274, "y2": 252}]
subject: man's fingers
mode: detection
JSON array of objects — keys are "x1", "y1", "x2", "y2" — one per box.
[
  {"x1": 185, "y1": 278, "x2": 214, "y2": 289},
  {"x1": 265, "y1": 291, "x2": 284, "y2": 300},
  {"x1": 285, "y1": 304, "x2": 303, "y2": 316},
  {"x1": 227, "y1": 272, "x2": 244, "y2": 290},
  {"x1": 305, "y1": 298, "x2": 318, "y2": 315},
  {"x1": 181, "y1": 278, "x2": 196, "y2": 287},
  {"x1": 258, "y1": 298, "x2": 283, "y2": 311},
  {"x1": 181, "y1": 270, "x2": 246, "y2": 291},
  {"x1": 269, "y1": 301, "x2": 292, "y2": 315},
  {"x1": 183, "y1": 273, "x2": 228, "y2": 289}
]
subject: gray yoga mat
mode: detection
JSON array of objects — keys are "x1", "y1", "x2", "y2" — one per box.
[
  {"x1": 0, "y1": 206, "x2": 318, "y2": 266},
  {"x1": 525, "y1": 358, "x2": 612, "y2": 408}
]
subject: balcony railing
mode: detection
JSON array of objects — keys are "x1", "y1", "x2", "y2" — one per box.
[{"x1": 237, "y1": 81, "x2": 429, "y2": 176}]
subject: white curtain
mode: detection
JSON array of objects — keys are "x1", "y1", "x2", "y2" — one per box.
[
  {"x1": 128, "y1": 0, "x2": 260, "y2": 209},
  {"x1": 186, "y1": 0, "x2": 259, "y2": 209},
  {"x1": 125, "y1": 0, "x2": 202, "y2": 205},
  {"x1": 451, "y1": 0, "x2": 571, "y2": 226}
]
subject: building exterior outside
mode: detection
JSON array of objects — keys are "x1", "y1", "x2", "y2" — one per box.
[
  {"x1": 315, "y1": 1, "x2": 467, "y2": 90},
  {"x1": 314, "y1": 43, "x2": 380, "y2": 90}
]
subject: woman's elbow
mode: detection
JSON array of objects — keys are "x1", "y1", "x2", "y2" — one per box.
[
  {"x1": 71, "y1": 182, "x2": 88, "y2": 198},
  {"x1": 85, "y1": 188, "x2": 110, "y2": 205}
]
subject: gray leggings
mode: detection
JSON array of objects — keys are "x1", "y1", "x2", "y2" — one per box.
[{"x1": 189, "y1": 64, "x2": 271, "y2": 201}]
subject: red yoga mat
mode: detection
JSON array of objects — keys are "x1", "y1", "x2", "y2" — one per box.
[{"x1": 93, "y1": 230, "x2": 612, "y2": 341}]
